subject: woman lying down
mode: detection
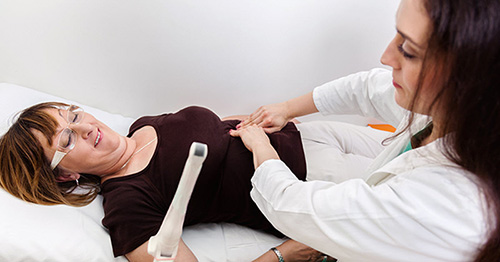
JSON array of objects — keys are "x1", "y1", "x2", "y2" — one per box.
[{"x1": 1, "y1": 103, "x2": 381, "y2": 261}]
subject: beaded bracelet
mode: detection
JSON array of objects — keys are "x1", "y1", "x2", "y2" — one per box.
[{"x1": 270, "y1": 247, "x2": 285, "y2": 262}]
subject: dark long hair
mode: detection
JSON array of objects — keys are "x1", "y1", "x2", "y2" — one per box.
[{"x1": 414, "y1": 0, "x2": 500, "y2": 260}]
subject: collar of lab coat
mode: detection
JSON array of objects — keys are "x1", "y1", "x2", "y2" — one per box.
[{"x1": 365, "y1": 114, "x2": 459, "y2": 186}]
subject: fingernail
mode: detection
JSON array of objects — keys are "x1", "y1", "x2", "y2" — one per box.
[{"x1": 236, "y1": 124, "x2": 241, "y2": 129}]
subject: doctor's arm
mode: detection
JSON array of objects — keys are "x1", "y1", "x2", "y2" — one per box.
[
  {"x1": 240, "y1": 68, "x2": 405, "y2": 132},
  {"x1": 230, "y1": 126, "x2": 334, "y2": 262}
]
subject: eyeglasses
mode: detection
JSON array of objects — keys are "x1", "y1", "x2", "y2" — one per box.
[{"x1": 50, "y1": 105, "x2": 85, "y2": 170}]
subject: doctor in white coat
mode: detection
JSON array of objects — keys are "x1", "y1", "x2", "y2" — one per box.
[{"x1": 230, "y1": 0, "x2": 500, "y2": 261}]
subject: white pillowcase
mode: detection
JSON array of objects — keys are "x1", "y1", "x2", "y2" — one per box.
[
  {"x1": 0, "y1": 83, "x2": 130, "y2": 262},
  {"x1": 0, "y1": 83, "x2": 285, "y2": 262}
]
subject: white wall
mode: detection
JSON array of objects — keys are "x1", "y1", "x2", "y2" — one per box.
[{"x1": 0, "y1": 0, "x2": 399, "y2": 122}]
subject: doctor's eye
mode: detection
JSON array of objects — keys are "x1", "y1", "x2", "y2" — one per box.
[{"x1": 397, "y1": 44, "x2": 416, "y2": 59}]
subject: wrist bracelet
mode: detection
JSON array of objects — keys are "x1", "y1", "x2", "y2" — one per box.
[{"x1": 270, "y1": 247, "x2": 285, "y2": 262}]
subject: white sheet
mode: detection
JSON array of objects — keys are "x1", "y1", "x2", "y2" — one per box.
[{"x1": 0, "y1": 83, "x2": 285, "y2": 262}]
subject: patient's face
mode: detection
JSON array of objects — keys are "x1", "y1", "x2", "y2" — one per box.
[{"x1": 34, "y1": 108, "x2": 127, "y2": 175}]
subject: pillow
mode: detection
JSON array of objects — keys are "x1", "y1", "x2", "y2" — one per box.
[
  {"x1": 0, "y1": 84, "x2": 133, "y2": 136},
  {"x1": 0, "y1": 83, "x2": 285, "y2": 262},
  {"x1": 0, "y1": 83, "x2": 132, "y2": 262}
]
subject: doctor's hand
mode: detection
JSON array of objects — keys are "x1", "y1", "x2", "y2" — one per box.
[
  {"x1": 229, "y1": 125, "x2": 280, "y2": 168},
  {"x1": 238, "y1": 102, "x2": 292, "y2": 133},
  {"x1": 229, "y1": 124, "x2": 272, "y2": 153}
]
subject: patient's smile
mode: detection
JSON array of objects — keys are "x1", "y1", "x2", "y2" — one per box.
[{"x1": 95, "y1": 129, "x2": 102, "y2": 147}]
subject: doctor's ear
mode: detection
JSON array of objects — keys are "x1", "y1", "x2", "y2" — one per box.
[{"x1": 55, "y1": 170, "x2": 81, "y2": 183}]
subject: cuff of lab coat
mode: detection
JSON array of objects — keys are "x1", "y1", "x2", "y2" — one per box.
[{"x1": 312, "y1": 86, "x2": 329, "y2": 116}]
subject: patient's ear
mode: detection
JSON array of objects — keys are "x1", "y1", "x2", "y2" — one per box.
[{"x1": 56, "y1": 170, "x2": 81, "y2": 182}]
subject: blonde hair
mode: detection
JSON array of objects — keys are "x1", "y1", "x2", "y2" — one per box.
[{"x1": 0, "y1": 102, "x2": 100, "y2": 206}]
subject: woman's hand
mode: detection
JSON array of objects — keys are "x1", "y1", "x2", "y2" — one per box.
[
  {"x1": 229, "y1": 125, "x2": 280, "y2": 168},
  {"x1": 238, "y1": 102, "x2": 292, "y2": 133},
  {"x1": 279, "y1": 239, "x2": 335, "y2": 262},
  {"x1": 253, "y1": 239, "x2": 334, "y2": 262}
]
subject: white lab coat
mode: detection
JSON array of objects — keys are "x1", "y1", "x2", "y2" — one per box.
[{"x1": 250, "y1": 68, "x2": 488, "y2": 262}]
